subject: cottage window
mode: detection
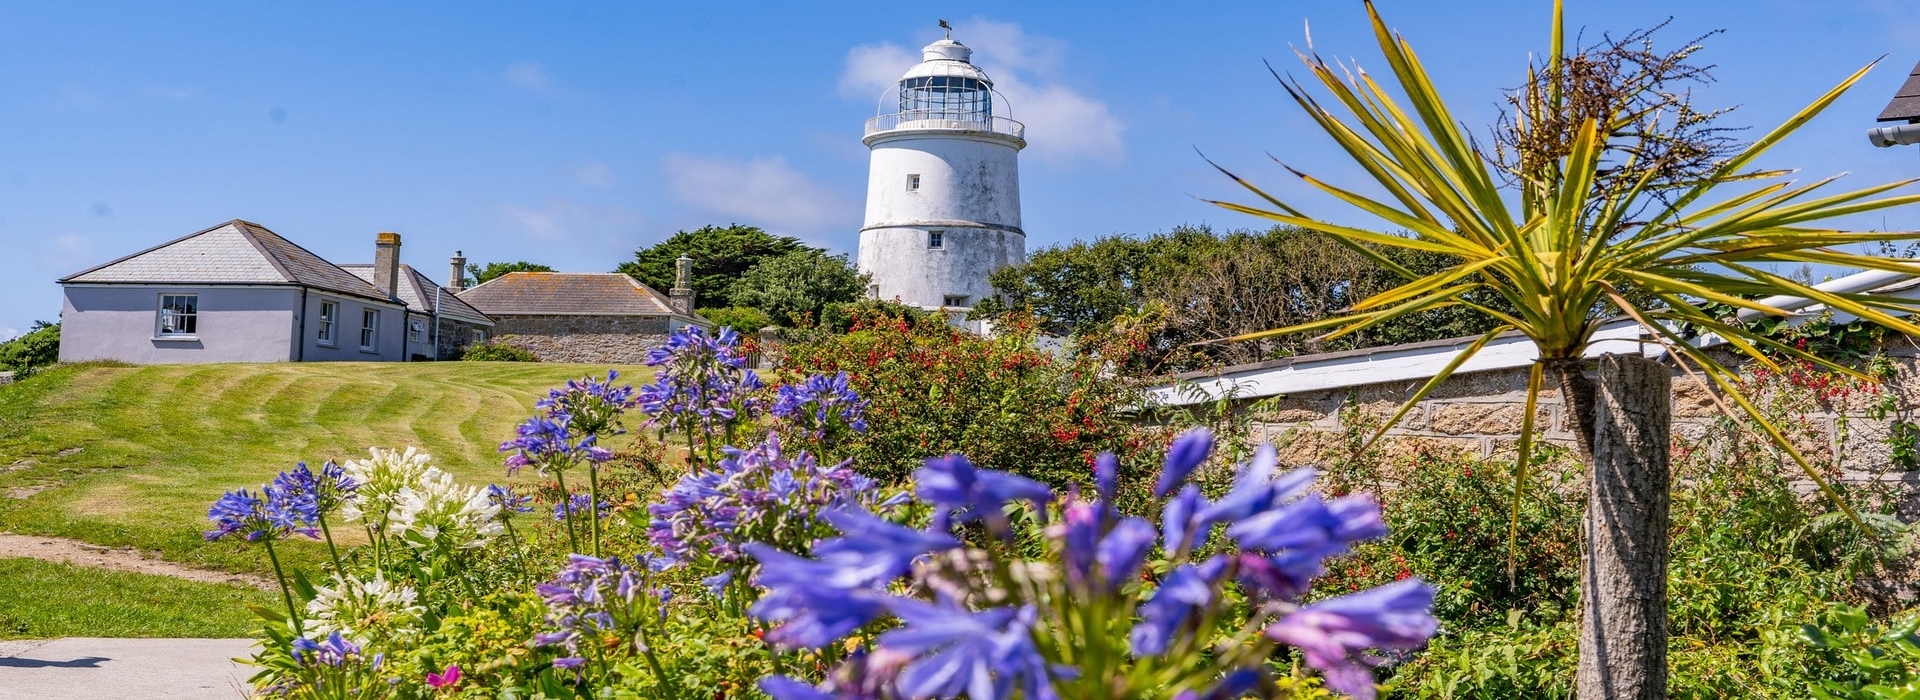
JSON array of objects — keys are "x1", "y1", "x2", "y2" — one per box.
[
  {"x1": 928, "y1": 230, "x2": 944, "y2": 249},
  {"x1": 472, "y1": 328, "x2": 487, "y2": 343},
  {"x1": 409, "y1": 319, "x2": 425, "y2": 343},
  {"x1": 360, "y1": 309, "x2": 379, "y2": 351},
  {"x1": 157, "y1": 294, "x2": 197, "y2": 336},
  {"x1": 317, "y1": 301, "x2": 338, "y2": 344}
]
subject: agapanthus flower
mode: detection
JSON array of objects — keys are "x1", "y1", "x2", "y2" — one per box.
[
  {"x1": 1265, "y1": 579, "x2": 1439, "y2": 700},
  {"x1": 636, "y1": 326, "x2": 765, "y2": 439},
  {"x1": 205, "y1": 487, "x2": 317, "y2": 542},
  {"x1": 485, "y1": 484, "x2": 536, "y2": 514},
  {"x1": 1129, "y1": 557, "x2": 1228, "y2": 656},
  {"x1": 290, "y1": 631, "x2": 378, "y2": 669},
  {"x1": 270, "y1": 461, "x2": 358, "y2": 518},
  {"x1": 1155, "y1": 428, "x2": 1215, "y2": 497},
  {"x1": 880, "y1": 598, "x2": 1056, "y2": 700},
  {"x1": 305, "y1": 573, "x2": 423, "y2": 638},
  {"x1": 339, "y1": 447, "x2": 434, "y2": 524},
  {"x1": 916, "y1": 454, "x2": 1054, "y2": 535},
  {"x1": 552, "y1": 493, "x2": 611, "y2": 522},
  {"x1": 648, "y1": 433, "x2": 887, "y2": 566},
  {"x1": 530, "y1": 554, "x2": 670, "y2": 669},
  {"x1": 771, "y1": 371, "x2": 869, "y2": 439},
  {"x1": 386, "y1": 468, "x2": 503, "y2": 550}
]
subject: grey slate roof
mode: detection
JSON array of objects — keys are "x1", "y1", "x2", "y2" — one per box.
[
  {"x1": 59, "y1": 220, "x2": 395, "y2": 303},
  {"x1": 457, "y1": 272, "x2": 689, "y2": 318},
  {"x1": 340, "y1": 264, "x2": 493, "y2": 326},
  {"x1": 1878, "y1": 60, "x2": 1920, "y2": 123}
]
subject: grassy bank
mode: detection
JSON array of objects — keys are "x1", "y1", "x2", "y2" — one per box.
[
  {"x1": 0, "y1": 557, "x2": 275, "y2": 638},
  {"x1": 0, "y1": 361, "x2": 651, "y2": 575}
]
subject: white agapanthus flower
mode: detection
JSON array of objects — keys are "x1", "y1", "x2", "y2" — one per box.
[
  {"x1": 387, "y1": 467, "x2": 504, "y2": 550},
  {"x1": 305, "y1": 573, "x2": 423, "y2": 638},
  {"x1": 340, "y1": 446, "x2": 435, "y2": 524}
]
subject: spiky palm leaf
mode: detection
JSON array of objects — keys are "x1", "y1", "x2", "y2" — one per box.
[{"x1": 1208, "y1": 0, "x2": 1920, "y2": 554}]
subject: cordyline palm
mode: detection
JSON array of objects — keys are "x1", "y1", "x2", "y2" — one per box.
[{"x1": 1207, "y1": 0, "x2": 1920, "y2": 546}]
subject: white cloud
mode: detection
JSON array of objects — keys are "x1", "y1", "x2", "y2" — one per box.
[
  {"x1": 838, "y1": 43, "x2": 919, "y2": 100},
  {"x1": 835, "y1": 19, "x2": 1126, "y2": 165},
  {"x1": 503, "y1": 62, "x2": 553, "y2": 93},
  {"x1": 572, "y1": 162, "x2": 614, "y2": 188},
  {"x1": 660, "y1": 153, "x2": 852, "y2": 235}
]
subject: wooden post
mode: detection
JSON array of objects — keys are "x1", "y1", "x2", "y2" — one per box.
[{"x1": 1578, "y1": 353, "x2": 1671, "y2": 699}]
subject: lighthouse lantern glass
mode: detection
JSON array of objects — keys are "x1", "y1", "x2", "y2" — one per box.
[{"x1": 899, "y1": 76, "x2": 992, "y2": 123}]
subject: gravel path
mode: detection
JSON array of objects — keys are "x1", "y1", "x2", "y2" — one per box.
[{"x1": 0, "y1": 533, "x2": 272, "y2": 590}]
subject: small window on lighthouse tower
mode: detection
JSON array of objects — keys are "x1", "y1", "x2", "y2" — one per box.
[
  {"x1": 907, "y1": 174, "x2": 921, "y2": 191},
  {"x1": 928, "y1": 230, "x2": 944, "y2": 249}
]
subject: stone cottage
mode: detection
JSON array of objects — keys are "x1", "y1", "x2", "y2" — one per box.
[
  {"x1": 340, "y1": 255, "x2": 494, "y2": 361},
  {"x1": 456, "y1": 270, "x2": 708, "y2": 364}
]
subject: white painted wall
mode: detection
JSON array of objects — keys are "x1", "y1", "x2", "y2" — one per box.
[
  {"x1": 858, "y1": 131, "x2": 1024, "y2": 309},
  {"x1": 60, "y1": 285, "x2": 301, "y2": 364}
]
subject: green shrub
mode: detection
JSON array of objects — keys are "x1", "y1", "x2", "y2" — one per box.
[
  {"x1": 461, "y1": 341, "x2": 537, "y2": 362},
  {"x1": 778, "y1": 308, "x2": 1166, "y2": 489},
  {"x1": 699, "y1": 306, "x2": 772, "y2": 333},
  {"x1": 0, "y1": 321, "x2": 59, "y2": 377}
]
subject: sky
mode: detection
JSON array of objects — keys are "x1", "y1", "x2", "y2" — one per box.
[{"x1": 5, "y1": 1, "x2": 1920, "y2": 339}]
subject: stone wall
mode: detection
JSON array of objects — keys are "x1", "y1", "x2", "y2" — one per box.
[
  {"x1": 488, "y1": 315, "x2": 671, "y2": 365},
  {"x1": 1251, "y1": 345, "x2": 1920, "y2": 493},
  {"x1": 435, "y1": 319, "x2": 486, "y2": 360}
]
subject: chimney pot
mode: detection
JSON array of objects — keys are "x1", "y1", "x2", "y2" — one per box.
[
  {"x1": 449, "y1": 250, "x2": 468, "y2": 292},
  {"x1": 374, "y1": 232, "x2": 402, "y2": 299},
  {"x1": 669, "y1": 254, "x2": 696, "y2": 315}
]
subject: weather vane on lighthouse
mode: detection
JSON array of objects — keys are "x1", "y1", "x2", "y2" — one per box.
[{"x1": 939, "y1": 19, "x2": 951, "y2": 38}]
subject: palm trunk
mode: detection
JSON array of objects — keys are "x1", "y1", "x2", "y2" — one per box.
[{"x1": 1555, "y1": 354, "x2": 1671, "y2": 700}]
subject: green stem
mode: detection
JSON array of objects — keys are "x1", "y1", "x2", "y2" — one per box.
[
  {"x1": 554, "y1": 469, "x2": 581, "y2": 555},
  {"x1": 263, "y1": 537, "x2": 303, "y2": 636},
  {"x1": 316, "y1": 515, "x2": 344, "y2": 573},
  {"x1": 585, "y1": 454, "x2": 603, "y2": 558}
]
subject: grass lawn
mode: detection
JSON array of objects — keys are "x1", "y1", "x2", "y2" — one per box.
[
  {"x1": 0, "y1": 557, "x2": 275, "y2": 638},
  {"x1": 0, "y1": 361, "x2": 652, "y2": 576}
]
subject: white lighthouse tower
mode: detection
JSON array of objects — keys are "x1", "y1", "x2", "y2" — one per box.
[{"x1": 856, "y1": 33, "x2": 1026, "y2": 326}]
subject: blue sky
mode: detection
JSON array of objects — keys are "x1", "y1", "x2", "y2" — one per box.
[{"x1": 5, "y1": 1, "x2": 1920, "y2": 339}]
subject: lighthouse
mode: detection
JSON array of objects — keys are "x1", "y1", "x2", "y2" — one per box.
[{"x1": 856, "y1": 33, "x2": 1026, "y2": 326}]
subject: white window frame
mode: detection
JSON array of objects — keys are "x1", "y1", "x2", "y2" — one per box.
[
  {"x1": 317, "y1": 300, "x2": 338, "y2": 346},
  {"x1": 928, "y1": 230, "x2": 944, "y2": 249},
  {"x1": 907, "y1": 173, "x2": 921, "y2": 191},
  {"x1": 156, "y1": 294, "x2": 198, "y2": 337},
  {"x1": 409, "y1": 318, "x2": 425, "y2": 343},
  {"x1": 472, "y1": 328, "x2": 487, "y2": 343},
  {"x1": 360, "y1": 309, "x2": 379, "y2": 351}
]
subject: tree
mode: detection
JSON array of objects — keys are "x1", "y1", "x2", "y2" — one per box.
[
  {"x1": 465, "y1": 261, "x2": 554, "y2": 287},
  {"x1": 615, "y1": 224, "x2": 807, "y2": 309},
  {"x1": 700, "y1": 306, "x2": 772, "y2": 333},
  {"x1": 730, "y1": 250, "x2": 872, "y2": 326},
  {"x1": 1209, "y1": 3, "x2": 1920, "y2": 697}
]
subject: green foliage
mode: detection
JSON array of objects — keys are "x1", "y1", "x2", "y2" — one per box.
[
  {"x1": 778, "y1": 308, "x2": 1166, "y2": 488},
  {"x1": 730, "y1": 249, "x2": 872, "y2": 326},
  {"x1": 983, "y1": 226, "x2": 1508, "y2": 372},
  {"x1": 816, "y1": 298, "x2": 939, "y2": 334},
  {"x1": 615, "y1": 224, "x2": 807, "y2": 309},
  {"x1": 1804, "y1": 607, "x2": 1920, "y2": 699},
  {"x1": 462, "y1": 341, "x2": 538, "y2": 362},
  {"x1": 464, "y1": 261, "x2": 554, "y2": 287},
  {"x1": 700, "y1": 306, "x2": 773, "y2": 333},
  {"x1": 0, "y1": 557, "x2": 273, "y2": 638},
  {"x1": 0, "y1": 321, "x2": 59, "y2": 377}
]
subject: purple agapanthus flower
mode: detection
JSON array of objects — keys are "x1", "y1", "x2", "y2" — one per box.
[
  {"x1": 1155, "y1": 428, "x2": 1215, "y2": 497},
  {"x1": 648, "y1": 433, "x2": 886, "y2": 566},
  {"x1": 531, "y1": 554, "x2": 671, "y2": 669},
  {"x1": 880, "y1": 598, "x2": 1056, "y2": 700},
  {"x1": 1129, "y1": 557, "x2": 1229, "y2": 656},
  {"x1": 485, "y1": 484, "x2": 536, "y2": 514},
  {"x1": 269, "y1": 461, "x2": 358, "y2": 517},
  {"x1": 205, "y1": 486, "x2": 318, "y2": 542},
  {"x1": 916, "y1": 454, "x2": 1054, "y2": 535},
  {"x1": 501, "y1": 371, "x2": 636, "y2": 476},
  {"x1": 1265, "y1": 579, "x2": 1439, "y2": 700},
  {"x1": 745, "y1": 543, "x2": 894, "y2": 649},
  {"x1": 552, "y1": 493, "x2": 611, "y2": 521},
  {"x1": 291, "y1": 632, "x2": 374, "y2": 668},
  {"x1": 771, "y1": 371, "x2": 869, "y2": 440},
  {"x1": 636, "y1": 326, "x2": 765, "y2": 439}
]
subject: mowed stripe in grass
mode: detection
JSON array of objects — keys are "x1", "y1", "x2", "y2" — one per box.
[{"x1": 0, "y1": 361, "x2": 652, "y2": 575}]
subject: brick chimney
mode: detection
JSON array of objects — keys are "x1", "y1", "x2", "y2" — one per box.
[
  {"x1": 448, "y1": 250, "x2": 467, "y2": 292},
  {"x1": 669, "y1": 254, "x2": 695, "y2": 315},
  {"x1": 374, "y1": 232, "x2": 402, "y2": 299}
]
